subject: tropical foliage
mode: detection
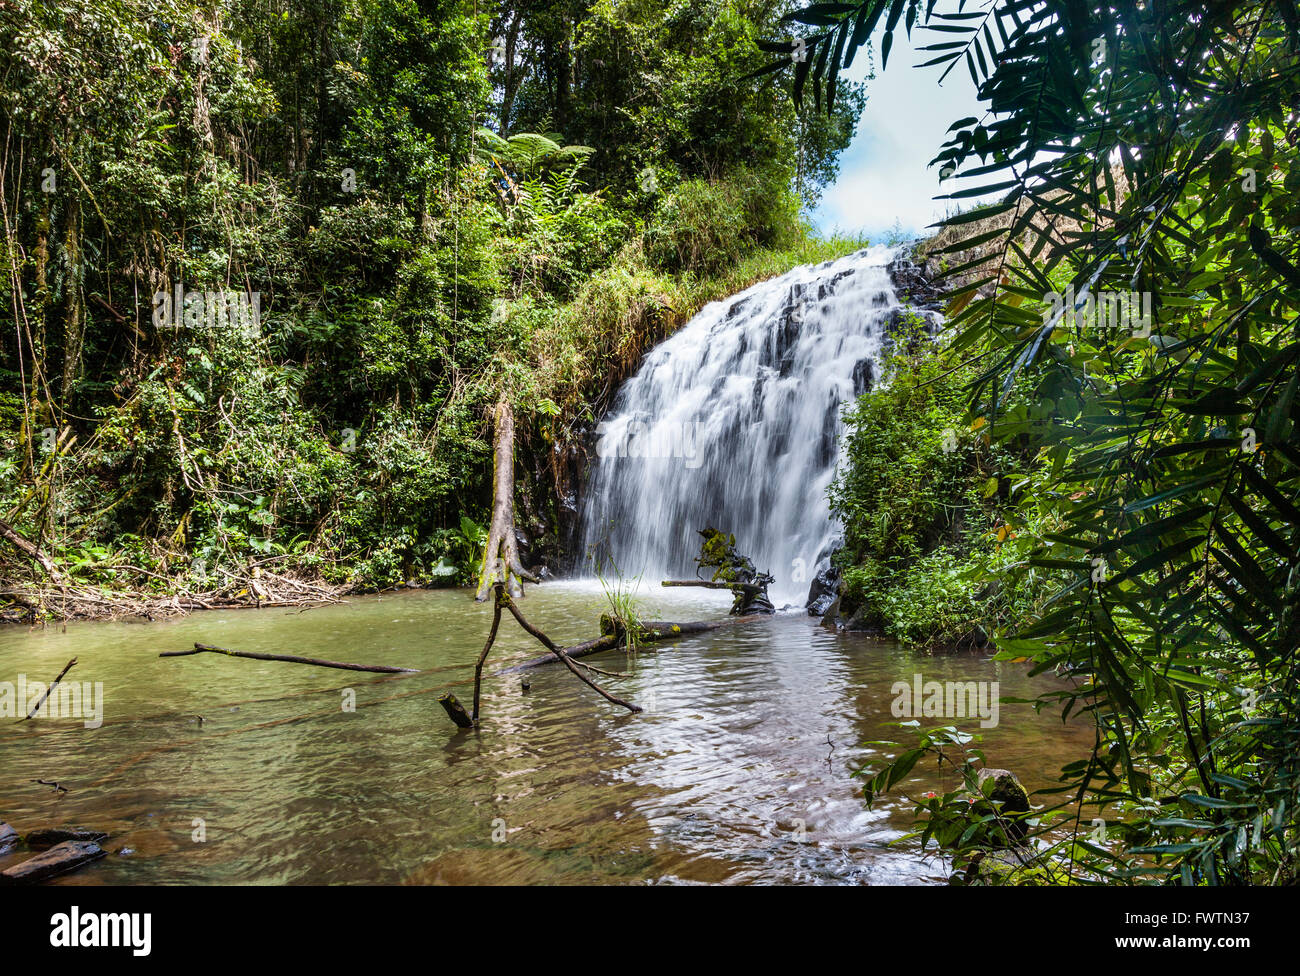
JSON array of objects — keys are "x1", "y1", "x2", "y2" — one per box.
[
  {"x1": 0, "y1": 0, "x2": 862, "y2": 599},
  {"x1": 776, "y1": 0, "x2": 1300, "y2": 884}
]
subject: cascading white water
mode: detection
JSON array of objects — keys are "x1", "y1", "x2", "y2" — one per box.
[{"x1": 578, "y1": 245, "x2": 914, "y2": 605}]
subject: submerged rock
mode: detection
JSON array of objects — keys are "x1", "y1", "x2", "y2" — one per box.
[
  {"x1": 0, "y1": 840, "x2": 106, "y2": 885},
  {"x1": 26, "y1": 827, "x2": 109, "y2": 849},
  {"x1": 805, "y1": 563, "x2": 840, "y2": 617},
  {"x1": 0, "y1": 822, "x2": 18, "y2": 852}
]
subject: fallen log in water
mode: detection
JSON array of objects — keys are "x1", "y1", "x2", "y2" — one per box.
[
  {"x1": 26, "y1": 827, "x2": 109, "y2": 850},
  {"x1": 160, "y1": 642, "x2": 419, "y2": 673},
  {"x1": 684, "y1": 529, "x2": 777, "y2": 614},
  {"x1": 0, "y1": 840, "x2": 106, "y2": 885},
  {"x1": 498, "y1": 613, "x2": 772, "y2": 674},
  {"x1": 661, "y1": 579, "x2": 761, "y2": 591}
]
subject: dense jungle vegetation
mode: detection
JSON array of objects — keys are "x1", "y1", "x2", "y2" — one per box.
[
  {"x1": 4, "y1": 0, "x2": 1300, "y2": 889},
  {"x1": 797, "y1": 0, "x2": 1300, "y2": 885},
  {"x1": 0, "y1": 0, "x2": 862, "y2": 599}
]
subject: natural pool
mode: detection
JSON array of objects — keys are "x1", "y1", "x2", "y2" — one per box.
[{"x1": 0, "y1": 582, "x2": 1091, "y2": 884}]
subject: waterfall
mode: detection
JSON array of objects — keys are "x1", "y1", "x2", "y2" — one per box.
[{"x1": 578, "y1": 245, "x2": 918, "y2": 605}]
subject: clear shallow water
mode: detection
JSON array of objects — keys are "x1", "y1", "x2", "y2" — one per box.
[{"x1": 0, "y1": 582, "x2": 1089, "y2": 885}]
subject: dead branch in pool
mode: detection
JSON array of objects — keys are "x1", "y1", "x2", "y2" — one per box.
[
  {"x1": 499, "y1": 633, "x2": 621, "y2": 673},
  {"x1": 461, "y1": 582, "x2": 640, "y2": 729},
  {"x1": 503, "y1": 596, "x2": 640, "y2": 712},
  {"x1": 474, "y1": 398, "x2": 539, "y2": 601},
  {"x1": 439, "y1": 693, "x2": 475, "y2": 729},
  {"x1": 499, "y1": 613, "x2": 772, "y2": 673},
  {"x1": 471, "y1": 583, "x2": 504, "y2": 720},
  {"x1": 571, "y1": 660, "x2": 630, "y2": 678},
  {"x1": 160, "y1": 642, "x2": 418, "y2": 673},
  {"x1": 22, "y1": 657, "x2": 77, "y2": 720}
]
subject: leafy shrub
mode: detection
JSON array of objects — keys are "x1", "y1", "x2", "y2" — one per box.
[{"x1": 643, "y1": 166, "x2": 801, "y2": 277}]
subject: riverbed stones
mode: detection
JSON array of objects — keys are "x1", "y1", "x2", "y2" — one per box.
[
  {"x1": 0, "y1": 840, "x2": 106, "y2": 885},
  {"x1": 0, "y1": 821, "x2": 18, "y2": 852}
]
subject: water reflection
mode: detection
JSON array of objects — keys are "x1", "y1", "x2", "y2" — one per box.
[{"x1": 0, "y1": 583, "x2": 1089, "y2": 884}]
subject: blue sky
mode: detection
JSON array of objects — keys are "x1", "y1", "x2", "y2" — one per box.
[{"x1": 808, "y1": 16, "x2": 988, "y2": 241}]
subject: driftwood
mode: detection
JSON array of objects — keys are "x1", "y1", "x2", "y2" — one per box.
[
  {"x1": 503, "y1": 633, "x2": 618, "y2": 670},
  {"x1": 460, "y1": 582, "x2": 640, "y2": 728},
  {"x1": 474, "y1": 399, "x2": 538, "y2": 601},
  {"x1": 661, "y1": 579, "x2": 761, "y2": 591},
  {"x1": 0, "y1": 517, "x2": 61, "y2": 581},
  {"x1": 22, "y1": 657, "x2": 77, "y2": 720},
  {"x1": 500, "y1": 614, "x2": 772, "y2": 673},
  {"x1": 1, "y1": 572, "x2": 351, "y2": 625},
  {"x1": 0, "y1": 840, "x2": 106, "y2": 885},
  {"x1": 438, "y1": 693, "x2": 475, "y2": 729},
  {"x1": 160, "y1": 642, "x2": 418, "y2": 673},
  {"x1": 501, "y1": 592, "x2": 640, "y2": 711}
]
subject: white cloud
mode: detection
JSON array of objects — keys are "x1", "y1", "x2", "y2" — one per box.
[{"x1": 809, "y1": 10, "x2": 994, "y2": 239}]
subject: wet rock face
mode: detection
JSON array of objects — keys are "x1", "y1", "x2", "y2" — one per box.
[
  {"x1": 805, "y1": 563, "x2": 841, "y2": 617},
  {"x1": 880, "y1": 254, "x2": 947, "y2": 359},
  {"x1": 851, "y1": 357, "x2": 875, "y2": 396},
  {"x1": 886, "y1": 253, "x2": 946, "y2": 310}
]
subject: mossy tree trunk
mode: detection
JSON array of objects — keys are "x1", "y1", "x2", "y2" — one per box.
[{"x1": 474, "y1": 398, "x2": 539, "y2": 602}]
